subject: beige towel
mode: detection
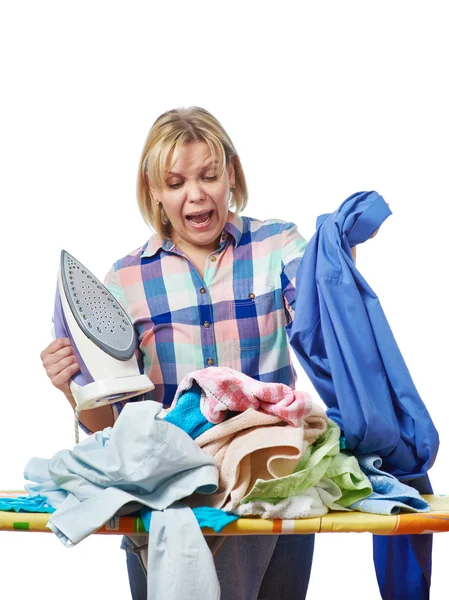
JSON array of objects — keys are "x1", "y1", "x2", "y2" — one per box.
[{"x1": 187, "y1": 404, "x2": 327, "y2": 511}]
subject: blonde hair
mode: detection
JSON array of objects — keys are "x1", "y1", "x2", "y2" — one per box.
[{"x1": 137, "y1": 107, "x2": 248, "y2": 237}]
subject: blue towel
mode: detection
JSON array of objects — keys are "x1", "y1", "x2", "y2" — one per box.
[
  {"x1": 350, "y1": 454, "x2": 430, "y2": 515},
  {"x1": 163, "y1": 383, "x2": 214, "y2": 439},
  {"x1": 141, "y1": 505, "x2": 239, "y2": 533},
  {"x1": 0, "y1": 494, "x2": 55, "y2": 513}
]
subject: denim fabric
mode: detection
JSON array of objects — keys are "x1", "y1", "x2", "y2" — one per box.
[
  {"x1": 258, "y1": 534, "x2": 315, "y2": 600},
  {"x1": 124, "y1": 533, "x2": 315, "y2": 600},
  {"x1": 124, "y1": 538, "x2": 148, "y2": 600},
  {"x1": 207, "y1": 535, "x2": 277, "y2": 600}
]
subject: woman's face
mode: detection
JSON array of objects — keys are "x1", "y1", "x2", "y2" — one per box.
[{"x1": 153, "y1": 141, "x2": 235, "y2": 253}]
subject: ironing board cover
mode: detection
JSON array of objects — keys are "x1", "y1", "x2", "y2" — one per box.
[{"x1": 1, "y1": 492, "x2": 448, "y2": 536}]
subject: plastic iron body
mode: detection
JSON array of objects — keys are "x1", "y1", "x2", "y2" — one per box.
[{"x1": 53, "y1": 250, "x2": 154, "y2": 412}]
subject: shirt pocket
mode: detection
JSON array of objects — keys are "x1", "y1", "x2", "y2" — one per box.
[{"x1": 228, "y1": 287, "x2": 279, "y2": 352}]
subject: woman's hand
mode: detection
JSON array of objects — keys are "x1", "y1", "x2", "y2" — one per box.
[{"x1": 40, "y1": 338, "x2": 80, "y2": 396}]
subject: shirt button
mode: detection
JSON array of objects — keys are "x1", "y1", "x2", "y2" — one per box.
[
  {"x1": 210, "y1": 255, "x2": 217, "y2": 262},
  {"x1": 221, "y1": 232, "x2": 227, "y2": 241},
  {"x1": 207, "y1": 358, "x2": 215, "y2": 366},
  {"x1": 248, "y1": 293, "x2": 255, "y2": 300},
  {"x1": 204, "y1": 321, "x2": 210, "y2": 328},
  {"x1": 200, "y1": 287, "x2": 206, "y2": 294}
]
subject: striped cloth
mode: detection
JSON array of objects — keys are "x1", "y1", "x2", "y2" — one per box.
[{"x1": 105, "y1": 211, "x2": 307, "y2": 411}]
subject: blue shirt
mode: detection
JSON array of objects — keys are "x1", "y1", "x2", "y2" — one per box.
[
  {"x1": 288, "y1": 190, "x2": 438, "y2": 480},
  {"x1": 287, "y1": 190, "x2": 438, "y2": 600}
]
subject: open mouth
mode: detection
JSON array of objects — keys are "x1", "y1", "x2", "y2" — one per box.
[{"x1": 186, "y1": 210, "x2": 214, "y2": 226}]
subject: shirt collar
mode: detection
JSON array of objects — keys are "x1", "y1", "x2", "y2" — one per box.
[
  {"x1": 223, "y1": 211, "x2": 243, "y2": 247},
  {"x1": 141, "y1": 235, "x2": 165, "y2": 258},
  {"x1": 141, "y1": 211, "x2": 244, "y2": 259}
]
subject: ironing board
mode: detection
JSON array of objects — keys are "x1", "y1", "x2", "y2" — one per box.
[{"x1": 1, "y1": 492, "x2": 449, "y2": 536}]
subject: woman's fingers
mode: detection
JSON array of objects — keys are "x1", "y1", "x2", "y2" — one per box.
[
  {"x1": 40, "y1": 337, "x2": 79, "y2": 392},
  {"x1": 42, "y1": 345, "x2": 75, "y2": 370},
  {"x1": 45, "y1": 354, "x2": 79, "y2": 378},
  {"x1": 40, "y1": 337, "x2": 72, "y2": 359},
  {"x1": 50, "y1": 361, "x2": 80, "y2": 389}
]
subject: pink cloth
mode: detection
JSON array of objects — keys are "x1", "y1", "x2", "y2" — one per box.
[
  {"x1": 174, "y1": 366, "x2": 313, "y2": 427},
  {"x1": 186, "y1": 405, "x2": 328, "y2": 511}
]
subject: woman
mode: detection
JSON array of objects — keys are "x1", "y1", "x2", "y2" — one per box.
[{"x1": 40, "y1": 106, "x2": 323, "y2": 599}]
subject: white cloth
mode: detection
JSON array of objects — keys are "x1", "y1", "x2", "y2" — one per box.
[
  {"x1": 25, "y1": 401, "x2": 220, "y2": 600},
  {"x1": 234, "y1": 478, "x2": 346, "y2": 519}
]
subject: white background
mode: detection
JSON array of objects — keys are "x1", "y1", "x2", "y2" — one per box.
[{"x1": 1, "y1": 1, "x2": 448, "y2": 598}]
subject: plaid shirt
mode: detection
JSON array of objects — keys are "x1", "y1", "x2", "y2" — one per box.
[{"x1": 105, "y1": 211, "x2": 307, "y2": 409}]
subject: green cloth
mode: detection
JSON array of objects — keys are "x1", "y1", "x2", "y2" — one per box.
[
  {"x1": 241, "y1": 419, "x2": 372, "y2": 506},
  {"x1": 326, "y1": 451, "x2": 372, "y2": 507},
  {"x1": 242, "y1": 419, "x2": 339, "y2": 503}
]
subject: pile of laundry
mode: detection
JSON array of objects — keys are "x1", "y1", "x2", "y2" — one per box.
[
  {"x1": 166, "y1": 367, "x2": 430, "y2": 519},
  {"x1": 0, "y1": 366, "x2": 430, "y2": 600}
]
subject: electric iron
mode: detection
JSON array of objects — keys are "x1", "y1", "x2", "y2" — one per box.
[{"x1": 53, "y1": 250, "x2": 154, "y2": 438}]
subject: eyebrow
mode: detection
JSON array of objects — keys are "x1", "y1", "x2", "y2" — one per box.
[{"x1": 167, "y1": 160, "x2": 220, "y2": 177}]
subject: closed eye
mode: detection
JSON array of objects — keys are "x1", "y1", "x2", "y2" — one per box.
[{"x1": 166, "y1": 174, "x2": 217, "y2": 188}]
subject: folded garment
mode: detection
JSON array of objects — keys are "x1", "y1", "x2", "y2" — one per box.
[
  {"x1": 349, "y1": 454, "x2": 430, "y2": 515},
  {"x1": 187, "y1": 404, "x2": 328, "y2": 511},
  {"x1": 174, "y1": 366, "x2": 313, "y2": 427},
  {"x1": 0, "y1": 494, "x2": 55, "y2": 513}
]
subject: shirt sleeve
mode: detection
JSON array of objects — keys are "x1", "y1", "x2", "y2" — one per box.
[{"x1": 281, "y1": 222, "x2": 308, "y2": 322}]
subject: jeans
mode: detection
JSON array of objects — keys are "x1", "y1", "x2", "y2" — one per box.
[
  {"x1": 126, "y1": 548, "x2": 148, "y2": 599},
  {"x1": 124, "y1": 533, "x2": 315, "y2": 600},
  {"x1": 257, "y1": 534, "x2": 315, "y2": 600}
]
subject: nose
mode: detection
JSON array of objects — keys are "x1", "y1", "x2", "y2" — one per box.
[{"x1": 186, "y1": 180, "x2": 205, "y2": 203}]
